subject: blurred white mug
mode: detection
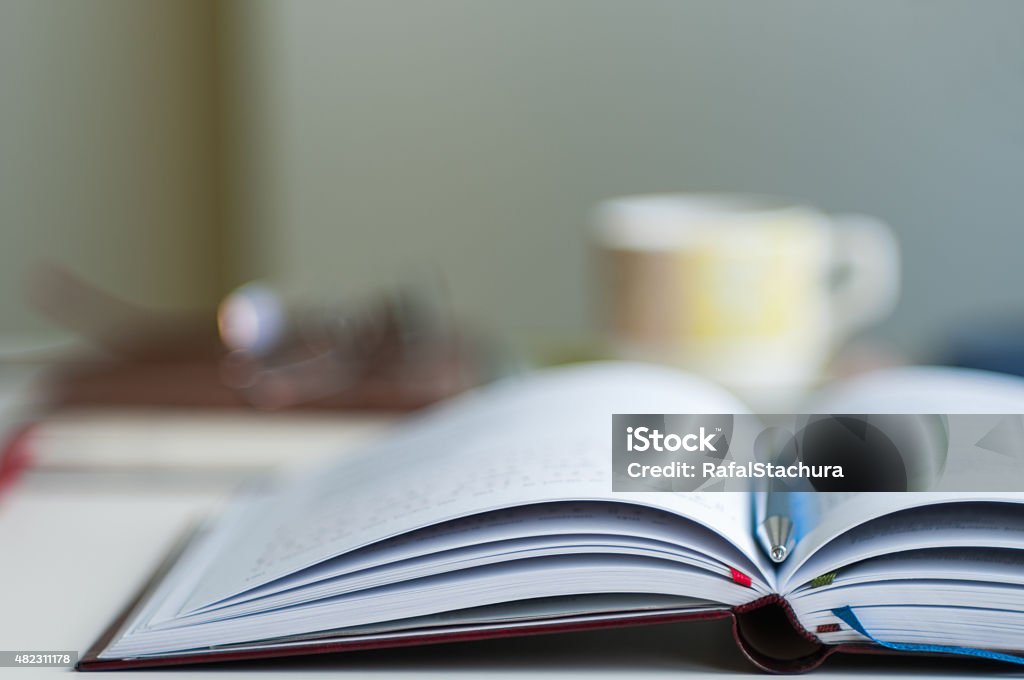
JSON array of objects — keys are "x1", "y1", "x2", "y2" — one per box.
[{"x1": 594, "y1": 194, "x2": 900, "y2": 408}]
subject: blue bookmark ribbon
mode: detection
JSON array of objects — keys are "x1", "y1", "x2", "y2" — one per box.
[{"x1": 832, "y1": 606, "x2": 1024, "y2": 667}]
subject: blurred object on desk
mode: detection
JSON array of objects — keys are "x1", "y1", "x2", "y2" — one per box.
[
  {"x1": 30, "y1": 266, "x2": 485, "y2": 412},
  {"x1": 22, "y1": 408, "x2": 392, "y2": 479},
  {"x1": 0, "y1": 334, "x2": 394, "y2": 487},
  {"x1": 218, "y1": 279, "x2": 474, "y2": 410},
  {"x1": 945, "y1": 319, "x2": 1024, "y2": 379},
  {"x1": 823, "y1": 339, "x2": 908, "y2": 382},
  {"x1": 29, "y1": 263, "x2": 220, "y2": 363},
  {"x1": 593, "y1": 193, "x2": 900, "y2": 410}
]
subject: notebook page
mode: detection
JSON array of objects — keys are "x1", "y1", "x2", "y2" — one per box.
[
  {"x1": 793, "y1": 547, "x2": 1024, "y2": 593},
  {"x1": 812, "y1": 365, "x2": 1024, "y2": 415},
  {"x1": 193, "y1": 501, "x2": 770, "y2": 616},
  {"x1": 779, "y1": 493, "x2": 1024, "y2": 588},
  {"x1": 781, "y1": 366, "x2": 1024, "y2": 586},
  {"x1": 180, "y1": 362, "x2": 765, "y2": 613},
  {"x1": 794, "y1": 545, "x2": 1024, "y2": 654}
]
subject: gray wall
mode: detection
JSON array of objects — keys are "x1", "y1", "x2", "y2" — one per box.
[
  {"x1": 0, "y1": 0, "x2": 222, "y2": 335},
  {"x1": 222, "y1": 0, "x2": 1024, "y2": 355},
  {"x1": 3, "y1": 1, "x2": 1023, "y2": 358}
]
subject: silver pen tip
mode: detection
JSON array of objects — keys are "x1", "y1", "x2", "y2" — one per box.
[{"x1": 769, "y1": 544, "x2": 788, "y2": 563}]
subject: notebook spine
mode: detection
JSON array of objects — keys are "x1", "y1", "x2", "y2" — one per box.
[{"x1": 730, "y1": 595, "x2": 832, "y2": 673}]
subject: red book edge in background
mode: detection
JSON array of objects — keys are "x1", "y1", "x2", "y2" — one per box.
[{"x1": 0, "y1": 423, "x2": 33, "y2": 500}]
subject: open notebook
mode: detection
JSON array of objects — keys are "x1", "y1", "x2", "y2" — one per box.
[{"x1": 79, "y1": 362, "x2": 1024, "y2": 672}]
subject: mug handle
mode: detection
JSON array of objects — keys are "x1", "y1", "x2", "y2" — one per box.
[{"x1": 829, "y1": 214, "x2": 901, "y2": 339}]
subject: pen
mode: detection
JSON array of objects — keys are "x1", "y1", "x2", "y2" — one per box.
[{"x1": 757, "y1": 489, "x2": 796, "y2": 563}]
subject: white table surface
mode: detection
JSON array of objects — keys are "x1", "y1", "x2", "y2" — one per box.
[{"x1": 0, "y1": 474, "x2": 1011, "y2": 678}]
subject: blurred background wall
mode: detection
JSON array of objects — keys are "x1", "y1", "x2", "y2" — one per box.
[
  {"x1": 2, "y1": 0, "x2": 1023, "y2": 357},
  {"x1": 0, "y1": 0, "x2": 223, "y2": 335}
]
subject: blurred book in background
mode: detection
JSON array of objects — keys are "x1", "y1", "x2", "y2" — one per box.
[
  {"x1": 22, "y1": 409, "x2": 392, "y2": 480},
  {"x1": 0, "y1": 268, "x2": 490, "y2": 485}
]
